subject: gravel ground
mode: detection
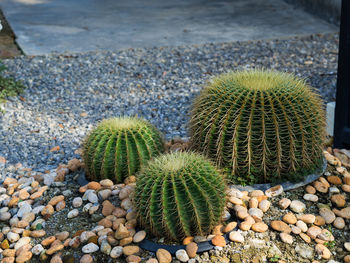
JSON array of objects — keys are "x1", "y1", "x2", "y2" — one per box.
[{"x1": 0, "y1": 33, "x2": 339, "y2": 171}]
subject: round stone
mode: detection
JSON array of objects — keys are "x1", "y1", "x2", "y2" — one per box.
[
  {"x1": 175, "y1": 249, "x2": 189, "y2": 262},
  {"x1": 251, "y1": 222, "x2": 268, "y2": 233},
  {"x1": 314, "y1": 215, "x2": 326, "y2": 226},
  {"x1": 82, "y1": 243, "x2": 99, "y2": 253},
  {"x1": 258, "y1": 200, "x2": 270, "y2": 212},
  {"x1": 270, "y1": 220, "x2": 291, "y2": 233},
  {"x1": 31, "y1": 244, "x2": 44, "y2": 255},
  {"x1": 133, "y1": 231, "x2": 146, "y2": 243},
  {"x1": 306, "y1": 226, "x2": 322, "y2": 239},
  {"x1": 305, "y1": 185, "x2": 316, "y2": 194},
  {"x1": 290, "y1": 200, "x2": 306, "y2": 213},
  {"x1": 280, "y1": 233, "x2": 293, "y2": 244},
  {"x1": 303, "y1": 194, "x2": 318, "y2": 202},
  {"x1": 291, "y1": 225, "x2": 301, "y2": 234},
  {"x1": 0, "y1": 212, "x2": 11, "y2": 221},
  {"x1": 315, "y1": 244, "x2": 331, "y2": 259},
  {"x1": 248, "y1": 208, "x2": 263, "y2": 219},
  {"x1": 14, "y1": 237, "x2": 31, "y2": 250},
  {"x1": 123, "y1": 245, "x2": 140, "y2": 256},
  {"x1": 87, "y1": 192, "x2": 98, "y2": 204},
  {"x1": 278, "y1": 198, "x2": 291, "y2": 210},
  {"x1": 296, "y1": 214, "x2": 315, "y2": 224},
  {"x1": 7, "y1": 232, "x2": 20, "y2": 243},
  {"x1": 186, "y1": 242, "x2": 198, "y2": 258},
  {"x1": 319, "y1": 208, "x2": 336, "y2": 224},
  {"x1": 67, "y1": 209, "x2": 79, "y2": 219},
  {"x1": 282, "y1": 213, "x2": 297, "y2": 224},
  {"x1": 72, "y1": 197, "x2": 83, "y2": 208},
  {"x1": 211, "y1": 235, "x2": 226, "y2": 247},
  {"x1": 80, "y1": 254, "x2": 93, "y2": 263},
  {"x1": 110, "y1": 246, "x2": 123, "y2": 259},
  {"x1": 156, "y1": 248, "x2": 172, "y2": 263},
  {"x1": 331, "y1": 194, "x2": 346, "y2": 207},
  {"x1": 344, "y1": 242, "x2": 350, "y2": 252},
  {"x1": 333, "y1": 217, "x2": 345, "y2": 229},
  {"x1": 229, "y1": 231, "x2": 244, "y2": 243},
  {"x1": 265, "y1": 185, "x2": 283, "y2": 197}
]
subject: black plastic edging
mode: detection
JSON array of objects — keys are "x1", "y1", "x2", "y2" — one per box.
[{"x1": 138, "y1": 231, "x2": 233, "y2": 255}]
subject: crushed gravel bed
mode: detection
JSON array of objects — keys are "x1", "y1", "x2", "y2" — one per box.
[{"x1": 0, "y1": 33, "x2": 339, "y2": 171}]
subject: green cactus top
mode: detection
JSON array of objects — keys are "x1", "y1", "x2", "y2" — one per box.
[
  {"x1": 134, "y1": 152, "x2": 227, "y2": 241},
  {"x1": 190, "y1": 69, "x2": 325, "y2": 185},
  {"x1": 83, "y1": 116, "x2": 165, "y2": 183}
]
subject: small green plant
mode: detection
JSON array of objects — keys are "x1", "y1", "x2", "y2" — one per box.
[
  {"x1": 0, "y1": 61, "x2": 25, "y2": 108},
  {"x1": 324, "y1": 240, "x2": 336, "y2": 249},
  {"x1": 83, "y1": 116, "x2": 165, "y2": 183},
  {"x1": 190, "y1": 69, "x2": 325, "y2": 184},
  {"x1": 134, "y1": 152, "x2": 226, "y2": 241},
  {"x1": 269, "y1": 255, "x2": 280, "y2": 262}
]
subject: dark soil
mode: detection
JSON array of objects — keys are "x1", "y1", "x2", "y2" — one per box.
[{"x1": 0, "y1": 9, "x2": 22, "y2": 59}]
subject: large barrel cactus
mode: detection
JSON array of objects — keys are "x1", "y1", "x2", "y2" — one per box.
[
  {"x1": 190, "y1": 69, "x2": 325, "y2": 185},
  {"x1": 134, "y1": 152, "x2": 226, "y2": 241},
  {"x1": 83, "y1": 117, "x2": 165, "y2": 183}
]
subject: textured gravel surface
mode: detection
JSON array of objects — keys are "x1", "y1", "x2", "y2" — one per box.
[{"x1": 0, "y1": 33, "x2": 339, "y2": 171}]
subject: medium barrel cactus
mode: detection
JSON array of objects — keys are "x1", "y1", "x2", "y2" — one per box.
[
  {"x1": 190, "y1": 69, "x2": 325, "y2": 185},
  {"x1": 134, "y1": 152, "x2": 226, "y2": 241},
  {"x1": 83, "y1": 117, "x2": 165, "y2": 183}
]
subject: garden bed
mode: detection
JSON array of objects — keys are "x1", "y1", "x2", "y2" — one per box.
[{"x1": 0, "y1": 32, "x2": 345, "y2": 263}]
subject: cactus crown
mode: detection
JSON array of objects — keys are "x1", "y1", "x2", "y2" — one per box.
[
  {"x1": 134, "y1": 152, "x2": 226, "y2": 241},
  {"x1": 83, "y1": 116, "x2": 165, "y2": 183},
  {"x1": 190, "y1": 69, "x2": 325, "y2": 185}
]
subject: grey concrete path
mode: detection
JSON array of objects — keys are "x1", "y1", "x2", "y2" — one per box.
[{"x1": 0, "y1": 0, "x2": 337, "y2": 55}]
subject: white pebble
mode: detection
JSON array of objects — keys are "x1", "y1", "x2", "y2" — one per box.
[
  {"x1": 0, "y1": 212, "x2": 11, "y2": 221},
  {"x1": 296, "y1": 220, "x2": 308, "y2": 232},
  {"x1": 7, "y1": 231, "x2": 20, "y2": 242},
  {"x1": 229, "y1": 231, "x2": 244, "y2": 243},
  {"x1": 72, "y1": 197, "x2": 83, "y2": 208},
  {"x1": 32, "y1": 244, "x2": 44, "y2": 255},
  {"x1": 176, "y1": 249, "x2": 190, "y2": 262},
  {"x1": 87, "y1": 192, "x2": 98, "y2": 203},
  {"x1": 110, "y1": 246, "x2": 123, "y2": 258},
  {"x1": 67, "y1": 209, "x2": 79, "y2": 219},
  {"x1": 82, "y1": 243, "x2": 99, "y2": 253},
  {"x1": 17, "y1": 203, "x2": 32, "y2": 218},
  {"x1": 290, "y1": 200, "x2": 306, "y2": 213},
  {"x1": 303, "y1": 194, "x2": 318, "y2": 202}
]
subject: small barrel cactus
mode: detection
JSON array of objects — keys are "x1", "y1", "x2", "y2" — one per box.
[
  {"x1": 134, "y1": 152, "x2": 226, "y2": 241},
  {"x1": 190, "y1": 69, "x2": 325, "y2": 185},
  {"x1": 83, "y1": 117, "x2": 165, "y2": 183}
]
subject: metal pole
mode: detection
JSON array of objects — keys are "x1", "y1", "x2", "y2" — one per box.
[{"x1": 333, "y1": 0, "x2": 350, "y2": 149}]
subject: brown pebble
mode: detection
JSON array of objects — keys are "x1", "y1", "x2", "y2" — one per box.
[
  {"x1": 314, "y1": 216, "x2": 326, "y2": 226},
  {"x1": 251, "y1": 222, "x2": 268, "y2": 233},
  {"x1": 41, "y1": 236, "x2": 56, "y2": 246},
  {"x1": 327, "y1": 175, "x2": 342, "y2": 185},
  {"x1": 186, "y1": 242, "x2": 198, "y2": 258},
  {"x1": 87, "y1": 181, "x2": 101, "y2": 190},
  {"x1": 270, "y1": 220, "x2": 292, "y2": 233},
  {"x1": 300, "y1": 233, "x2": 311, "y2": 243},
  {"x1": 331, "y1": 194, "x2": 346, "y2": 207},
  {"x1": 126, "y1": 255, "x2": 141, "y2": 263},
  {"x1": 282, "y1": 213, "x2": 297, "y2": 224},
  {"x1": 156, "y1": 248, "x2": 172, "y2": 263},
  {"x1": 305, "y1": 185, "x2": 316, "y2": 194},
  {"x1": 123, "y1": 245, "x2": 140, "y2": 256},
  {"x1": 48, "y1": 195, "x2": 64, "y2": 206},
  {"x1": 120, "y1": 237, "x2": 133, "y2": 246},
  {"x1": 222, "y1": 222, "x2": 237, "y2": 233},
  {"x1": 56, "y1": 200, "x2": 66, "y2": 211},
  {"x1": 182, "y1": 236, "x2": 194, "y2": 245},
  {"x1": 211, "y1": 235, "x2": 226, "y2": 247}
]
